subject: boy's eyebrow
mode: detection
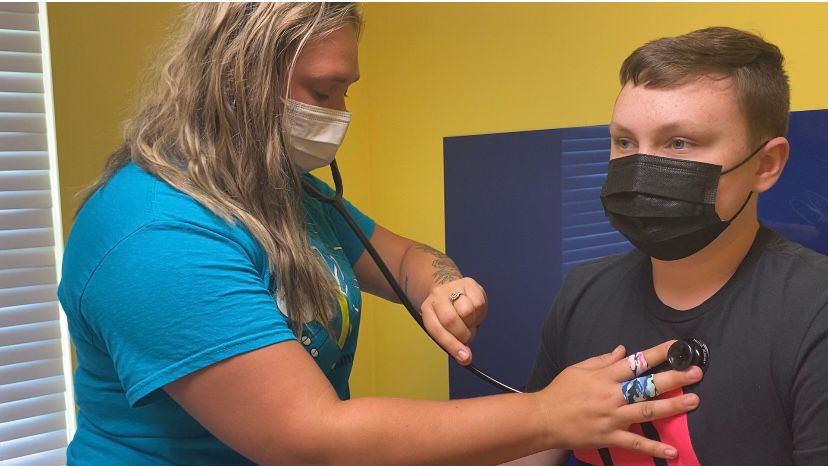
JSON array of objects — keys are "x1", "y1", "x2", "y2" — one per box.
[
  {"x1": 608, "y1": 122, "x2": 631, "y2": 135},
  {"x1": 609, "y1": 120, "x2": 704, "y2": 136}
]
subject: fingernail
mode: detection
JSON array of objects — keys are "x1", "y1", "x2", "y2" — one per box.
[
  {"x1": 614, "y1": 345, "x2": 624, "y2": 354},
  {"x1": 684, "y1": 395, "x2": 699, "y2": 408},
  {"x1": 458, "y1": 350, "x2": 469, "y2": 361},
  {"x1": 688, "y1": 368, "x2": 703, "y2": 381},
  {"x1": 664, "y1": 447, "x2": 677, "y2": 458}
]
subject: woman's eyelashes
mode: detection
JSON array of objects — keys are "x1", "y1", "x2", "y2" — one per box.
[{"x1": 312, "y1": 88, "x2": 349, "y2": 103}]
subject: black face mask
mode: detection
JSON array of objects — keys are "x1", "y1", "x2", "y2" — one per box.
[{"x1": 600, "y1": 141, "x2": 769, "y2": 261}]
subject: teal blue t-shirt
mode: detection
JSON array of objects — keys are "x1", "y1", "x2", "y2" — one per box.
[{"x1": 58, "y1": 163, "x2": 375, "y2": 465}]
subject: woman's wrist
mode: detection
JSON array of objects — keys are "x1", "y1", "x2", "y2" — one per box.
[{"x1": 528, "y1": 390, "x2": 560, "y2": 450}]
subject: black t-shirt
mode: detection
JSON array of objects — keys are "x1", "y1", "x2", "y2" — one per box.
[{"x1": 527, "y1": 226, "x2": 828, "y2": 466}]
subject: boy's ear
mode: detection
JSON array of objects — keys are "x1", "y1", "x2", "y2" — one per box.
[{"x1": 753, "y1": 137, "x2": 789, "y2": 193}]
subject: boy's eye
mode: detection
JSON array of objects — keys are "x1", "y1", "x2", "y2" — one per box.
[{"x1": 671, "y1": 139, "x2": 688, "y2": 150}]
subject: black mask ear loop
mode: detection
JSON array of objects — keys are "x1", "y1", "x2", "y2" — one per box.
[
  {"x1": 721, "y1": 139, "x2": 771, "y2": 222},
  {"x1": 721, "y1": 140, "x2": 771, "y2": 175}
]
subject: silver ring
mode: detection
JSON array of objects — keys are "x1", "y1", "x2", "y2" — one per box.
[
  {"x1": 449, "y1": 290, "x2": 464, "y2": 302},
  {"x1": 621, "y1": 374, "x2": 658, "y2": 404}
]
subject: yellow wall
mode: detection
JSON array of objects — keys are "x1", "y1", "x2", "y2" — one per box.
[
  {"x1": 49, "y1": 3, "x2": 828, "y2": 401},
  {"x1": 48, "y1": 3, "x2": 181, "y2": 237}
]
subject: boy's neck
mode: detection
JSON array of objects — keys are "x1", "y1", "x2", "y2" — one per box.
[{"x1": 650, "y1": 205, "x2": 760, "y2": 311}]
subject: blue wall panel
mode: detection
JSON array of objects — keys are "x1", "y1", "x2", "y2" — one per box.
[
  {"x1": 760, "y1": 109, "x2": 828, "y2": 255},
  {"x1": 559, "y1": 126, "x2": 631, "y2": 276},
  {"x1": 444, "y1": 130, "x2": 562, "y2": 399}
]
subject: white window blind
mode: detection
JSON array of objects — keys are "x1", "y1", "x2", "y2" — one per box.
[{"x1": 0, "y1": 3, "x2": 76, "y2": 466}]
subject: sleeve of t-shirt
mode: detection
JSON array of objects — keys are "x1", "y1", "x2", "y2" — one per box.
[
  {"x1": 526, "y1": 291, "x2": 565, "y2": 392},
  {"x1": 81, "y1": 221, "x2": 296, "y2": 407},
  {"x1": 792, "y1": 304, "x2": 828, "y2": 464},
  {"x1": 305, "y1": 174, "x2": 376, "y2": 266}
]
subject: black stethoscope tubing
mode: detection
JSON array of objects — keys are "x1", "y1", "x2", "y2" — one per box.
[{"x1": 301, "y1": 160, "x2": 521, "y2": 394}]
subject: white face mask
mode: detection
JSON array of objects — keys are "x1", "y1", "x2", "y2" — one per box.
[{"x1": 284, "y1": 98, "x2": 351, "y2": 172}]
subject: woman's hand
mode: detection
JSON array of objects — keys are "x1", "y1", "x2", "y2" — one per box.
[
  {"x1": 536, "y1": 341, "x2": 703, "y2": 460},
  {"x1": 351, "y1": 226, "x2": 487, "y2": 365},
  {"x1": 420, "y1": 276, "x2": 488, "y2": 365}
]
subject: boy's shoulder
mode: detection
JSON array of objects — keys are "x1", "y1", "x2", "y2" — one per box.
[{"x1": 763, "y1": 227, "x2": 828, "y2": 273}]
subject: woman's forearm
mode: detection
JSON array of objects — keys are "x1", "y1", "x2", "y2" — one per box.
[
  {"x1": 308, "y1": 392, "x2": 552, "y2": 466},
  {"x1": 398, "y1": 242, "x2": 463, "y2": 307}
]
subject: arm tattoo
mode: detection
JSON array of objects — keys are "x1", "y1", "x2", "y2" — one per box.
[{"x1": 415, "y1": 244, "x2": 462, "y2": 285}]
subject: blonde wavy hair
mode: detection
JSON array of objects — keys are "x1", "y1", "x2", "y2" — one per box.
[{"x1": 81, "y1": 2, "x2": 363, "y2": 333}]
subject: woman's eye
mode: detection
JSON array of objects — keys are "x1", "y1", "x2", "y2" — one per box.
[
  {"x1": 313, "y1": 91, "x2": 330, "y2": 101},
  {"x1": 616, "y1": 139, "x2": 632, "y2": 150}
]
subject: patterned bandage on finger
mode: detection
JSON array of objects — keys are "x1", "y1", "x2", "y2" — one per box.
[
  {"x1": 627, "y1": 351, "x2": 649, "y2": 377},
  {"x1": 621, "y1": 374, "x2": 658, "y2": 404}
]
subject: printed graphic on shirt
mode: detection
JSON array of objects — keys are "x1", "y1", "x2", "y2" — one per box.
[
  {"x1": 275, "y1": 247, "x2": 357, "y2": 347},
  {"x1": 574, "y1": 389, "x2": 701, "y2": 466}
]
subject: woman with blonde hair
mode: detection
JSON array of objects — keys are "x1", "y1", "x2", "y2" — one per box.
[{"x1": 59, "y1": 3, "x2": 702, "y2": 464}]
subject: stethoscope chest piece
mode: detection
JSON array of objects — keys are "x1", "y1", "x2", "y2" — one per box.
[{"x1": 668, "y1": 338, "x2": 710, "y2": 372}]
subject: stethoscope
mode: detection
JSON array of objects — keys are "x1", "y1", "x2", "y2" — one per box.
[{"x1": 302, "y1": 160, "x2": 521, "y2": 394}]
